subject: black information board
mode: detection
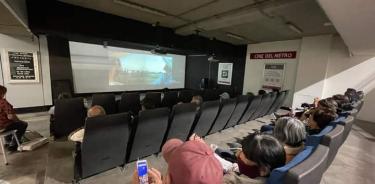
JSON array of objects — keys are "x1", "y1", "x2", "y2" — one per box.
[{"x1": 8, "y1": 51, "x2": 36, "y2": 80}]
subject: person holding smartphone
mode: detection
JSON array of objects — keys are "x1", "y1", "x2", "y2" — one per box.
[{"x1": 132, "y1": 137, "x2": 223, "y2": 184}]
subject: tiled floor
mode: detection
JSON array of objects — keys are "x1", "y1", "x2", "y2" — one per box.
[{"x1": 0, "y1": 112, "x2": 374, "y2": 184}]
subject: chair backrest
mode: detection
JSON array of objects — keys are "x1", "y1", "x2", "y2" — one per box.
[
  {"x1": 166, "y1": 103, "x2": 198, "y2": 141},
  {"x1": 239, "y1": 95, "x2": 261, "y2": 124},
  {"x1": 203, "y1": 89, "x2": 219, "y2": 101},
  {"x1": 178, "y1": 90, "x2": 193, "y2": 103},
  {"x1": 225, "y1": 95, "x2": 250, "y2": 128},
  {"x1": 260, "y1": 92, "x2": 277, "y2": 117},
  {"x1": 118, "y1": 92, "x2": 141, "y2": 114},
  {"x1": 305, "y1": 124, "x2": 335, "y2": 147},
  {"x1": 127, "y1": 107, "x2": 169, "y2": 162},
  {"x1": 267, "y1": 91, "x2": 287, "y2": 115},
  {"x1": 192, "y1": 100, "x2": 220, "y2": 137},
  {"x1": 209, "y1": 98, "x2": 237, "y2": 134},
  {"x1": 320, "y1": 124, "x2": 345, "y2": 169},
  {"x1": 250, "y1": 94, "x2": 268, "y2": 120},
  {"x1": 284, "y1": 145, "x2": 329, "y2": 184},
  {"x1": 80, "y1": 113, "x2": 130, "y2": 178},
  {"x1": 145, "y1": 92, "x2": 162, "y2": 107},
  {"x1": 91, "y1": 94, "x2": 117, "y2": 114},
  {"x1": 54, "y1": 98, "x2": 86, "y2": 138},
  {"x1": 338, "y1": 116, "x2": 354, "y2": 143},
  {"x1": 161, "y1": 91, "x2": 178, "y2": 108},
  {"x1": 267, "y1": 146, "x2": 314, "y2": 184}
]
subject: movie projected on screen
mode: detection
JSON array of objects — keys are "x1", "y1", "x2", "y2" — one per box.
[{"x1": 69, "y1": 41, "x2": 186, "y2": 93}]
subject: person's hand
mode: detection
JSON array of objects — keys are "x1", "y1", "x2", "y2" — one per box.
[
  {"x1": 313, "y1": 97, "x2": 320, "y2": 107},
  {"x1": 131, "y1": 168, "x2": 163, "y2": 184},
  {"x1": 189, "y1": 133, "x2": 205, "y2": 144}
]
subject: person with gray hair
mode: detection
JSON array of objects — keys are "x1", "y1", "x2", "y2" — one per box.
[{"x1": 273, "y1": 117, "x2": 306, "y2": 163}]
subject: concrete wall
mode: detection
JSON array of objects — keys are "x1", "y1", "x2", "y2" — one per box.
[
  {"x1": 243, "y1": 40, "x2": 301, "y2": 106},
  {"x1": 323, "y1": 36, "x2": 375, "y2": 122},
  {"x1": 0, "y1": 34, "x2": 52, "y2": 108},
  {"x1": 244, "y1": 35, "x2": 375, "y2": 122},
  {"x1": 293, "y1": 35, "x2": 333, "y2": 108}
]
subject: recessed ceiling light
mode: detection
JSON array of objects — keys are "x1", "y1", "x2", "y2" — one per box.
[
  {"x1": 226, "y1": 32, "x2": 246, "y2": 41},
  {"x1": 286, "y1": 22, "x2": 303, "y2": 34},
  {"x1": 324, "y1": 22, "x2": 333, "y2": 27},
  {"x1": 113, "y1": 0, "x2": 168, "y2": 17}
]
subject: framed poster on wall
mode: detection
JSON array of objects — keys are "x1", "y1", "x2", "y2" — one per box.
[
  {"x1": 217, "y1": 63, "x2": 233, "y2": 85},
  {"x1": 262, "y1": 63, "x2": 285, "y2": 90},
  {"x1": 2, "y1": 49, "x2": 40, "y2": 83}
]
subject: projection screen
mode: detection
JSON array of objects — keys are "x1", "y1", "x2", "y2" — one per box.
[{"x1": 69, "y1": 41, "x2": 186, "y2": 93}]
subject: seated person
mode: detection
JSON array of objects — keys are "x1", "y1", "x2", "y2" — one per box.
[
  {"x1": 49, "y1": 92, "x2": 71, "y2": 136},
  {"x1": 191, "y1": 95, "x2": 203, "y2": 106},
  {"x1": 0, "y1": 85, "x2": 28, "y2": 151},
  {"x1": 222, "y1": 133, "x2": 286, "y2": 183},
  {"x1": 273, "y1": 117, "x2": 306, "y2": 163},
  {"x1": 345, "y1": 88, "x2": 359, "y2": 103},
  {"x1": 332, "y1": 94, "x2": 353, "y2": 111},
  {"x1": 140, "y1": 97, "x2": 156, "y2": 111},
  {"x1": 132, "y1": 138, "x2": 223, "y2": 184},
  {"x1": 69, "y1": 105, "x2": 106, "y2": 142},
  {"x1": 306, "y1": 108, "x2": 337, "y2": 135}
]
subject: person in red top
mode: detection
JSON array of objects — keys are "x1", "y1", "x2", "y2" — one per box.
[{"x1": 0, "y1": 85, "x2": 28, "y2": 151}]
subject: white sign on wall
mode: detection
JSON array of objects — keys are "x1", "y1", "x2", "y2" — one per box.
[
  {"x1": 262, "y1": 63, "x2": 285, "y2": 89},
  {"x1": 2, "y1": 49, "x2": 40, "y2": 83},
  {"x1": 217, "y1": 63, "x2": 233, "y2": 85}
]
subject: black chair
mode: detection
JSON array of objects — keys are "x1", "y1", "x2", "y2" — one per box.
[
  {"x1": 178, "y1": 90, "x2": 193, "y2": 103},
  {"x1": 118, "y1": 92, "x2": 141, "y2": 115},
  {"x1": 238, "y1": 95, "x2": 262, "y2": 124},
  {"x1": 321, "y1": 124, "x2": 345, "y2": 169},
  {"x1": 192, "y1": 100, "x2": 220, "y2": 137},
  {"x1": 260, "y1": 92, "x2": 277, "y2": 117},
  {"x1": 92, "y1": 94, "x2": 117, "y2": 114},
  {"x1": 76, "y1": 113, "x2": 131, "y2": 179},
  {"x1": 209, "y1": 98, "x2": 236, "y2": 134},
  {"x1": 284, "y1": 145, "x2": 329, "y2": 184},
  {"x1": 250, "y1": 94, "x2": 270, "y2": 120},
  {"x1": 127, "y1": 107, "x2": 169, "y2": 162},
  {"x1": 161, "y1": 91, "x2": 178, "y2": 109},
  {"x1": 165, "y1": 103, "x2": 198, "y2": 141},
  {"x1": 225, "y1": 95, "x2": 250, "y2": 128},
  {"x1": 203, "y1": 89, "x2": 219, "y2": 101},
  {"x1": 54, "y1": 98, "x2": 86, "y2": 138},
  {"x1": 267, "y1": 91, "x2": 286, "y2": 115},
  {"x1": 145, "y1": 92, "x2": 162, "y2": 107}
]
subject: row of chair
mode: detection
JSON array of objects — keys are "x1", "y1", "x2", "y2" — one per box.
[
  {"x1": 90, "y1": 88, "x2": 232, "y2": 115},
  {"x1": 268, "y1": 100, "x2": 363, "y2": 184},
  {"x1": 66, "y1": 90, "x2": 289, "y2": 180}
]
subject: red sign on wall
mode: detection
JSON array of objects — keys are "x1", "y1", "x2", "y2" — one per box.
[{"x1": 250, "y1": 51, "x2": 297, "y2": 60}]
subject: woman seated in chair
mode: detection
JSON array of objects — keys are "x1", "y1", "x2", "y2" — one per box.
[
  {"x1": 273, "y1": 117, "x2": 306, "y2": 163},
  {"x1": 0, "y1": 85, "x2": 28, "y2": 152},
  {"x1": 306, "y1": 108, "x2": 337, "y2": 135}
]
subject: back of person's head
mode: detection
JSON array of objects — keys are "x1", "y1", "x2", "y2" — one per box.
[
  {"x1": 258, "y1": 89, "x2": 266, "y2": 95},
  {"x1": 312, "y1": 108, "x2": 337, "y2": 129},
  {"x1": 274, "y1": 117, "x2": 306, "y2": 147},
  {"x1": 141, "y1": 97, "x2": 156, "y2": 110},
  {"x1": 344, "y1": 89, "x2": 359, "y2": 102},
  {"x1": 242, "y1": 133, "x2": 286, "y2": 175},
  {"x1": 57, "y1": 92, "x2": 72, "y2": 100},
  {"x1": 87, "y1": 105, "x2": 106, "y2": 118},
  {"x1": 318, "y1": 98, "x2": 338, "y2": 112},
  {"x1": 272, "y1": 88, "x2": 280, "y2": 93},
  {"x1": 357, "y1": 91, "x2": 364, "y2": 100},
  {"x1": 0, "y1": 85, "x2": 7, "y2": 98},
  {"x1": 191, "y1": 95, "x2": 203, "y2": 106},
  {"x1": 162, "y1": 139, "x2": 223, "y2": 184},
  {"x1": 219, "y1": 92, "x2": 230, "y2": 100},
  {"x1": 332, "y1": 94, "x2": 353, "y2": 111}
]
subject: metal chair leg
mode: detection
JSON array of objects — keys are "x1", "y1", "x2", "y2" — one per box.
[
  {"x1": 12, "y1": 131, "x2": 22, "y2": 151},
  {"x1": 0, "y1": 137, "x2": 8, "y2": 165}
]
